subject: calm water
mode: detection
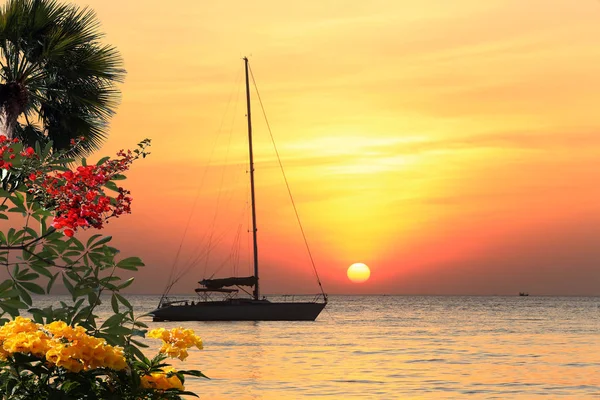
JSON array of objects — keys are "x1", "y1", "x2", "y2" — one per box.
[{"x1": 33, "y1": 295, "x2": 600, "y2": 399}]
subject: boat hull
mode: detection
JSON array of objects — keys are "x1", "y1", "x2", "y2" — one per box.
[{"x1": 149, "y1": 299, "x2": 326, "y2": 322}]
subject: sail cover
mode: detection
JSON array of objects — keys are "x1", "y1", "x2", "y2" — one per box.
[{"x1": 199, "y1": 276, "x2": 257, "y2": 289}]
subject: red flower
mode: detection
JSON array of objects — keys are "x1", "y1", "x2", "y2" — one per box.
[{"x1": 28, "y1": 147, "x2": 143, "y2": 235}]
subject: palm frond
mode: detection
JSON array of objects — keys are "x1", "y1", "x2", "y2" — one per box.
[{"x1": 0, "y1": 0, "x2": 125, "y2": 155}]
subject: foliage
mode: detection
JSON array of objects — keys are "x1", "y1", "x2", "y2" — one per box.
[
  {"x1": 0, "y1": 0, "x2": 125, "y2": 155},
  {"x1": 0, "y1": 138, "x2": 207, "y2": 399}
]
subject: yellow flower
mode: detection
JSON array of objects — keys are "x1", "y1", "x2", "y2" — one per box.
[
  {"x1": 148, "y1": 327, "x2": 202, "y2": 361},
  {"x1": 147, "y1": 328, "x2": 165, "y2": 340},
  {"x1": 0, "y1": 317, "x2": 127, "y2": 372},
  {"x1": 141, "y1": 366, "x2": 184, "y2": 391},
  {"x1": 0, "y1": 316, "x2": 39, "y2": 338},
  {"x1": 2, "y1": 331, "x2": 50, "y2": 357},
  {"x1": 46, "y1": 343, "x2": 84, "y2": 373},
  {"x1": 0, "y1": 317, "x2": 49, "y2": 359}
]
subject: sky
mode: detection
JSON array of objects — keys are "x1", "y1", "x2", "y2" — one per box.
[{"x1": 60, "y1": 0, "x2": 600, "y2": 295}]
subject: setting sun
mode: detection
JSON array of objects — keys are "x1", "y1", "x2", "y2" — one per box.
[{"x1": 347, "y1": 263, "x2": 371, "y2": 283}]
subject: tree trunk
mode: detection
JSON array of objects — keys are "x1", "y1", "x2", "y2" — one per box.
[{"x1": 0, "y1": 82, "x2": 28, "y2": 139}]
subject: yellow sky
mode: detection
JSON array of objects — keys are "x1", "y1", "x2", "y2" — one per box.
[{"x1": 67, "y1": 0, "x2": 600, "y2": 295}]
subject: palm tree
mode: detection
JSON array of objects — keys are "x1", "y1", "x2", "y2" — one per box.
[{"x1": 0, "y1": 0, "x2": 124, "y2": 155}]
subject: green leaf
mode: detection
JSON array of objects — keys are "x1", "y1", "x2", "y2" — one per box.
[
  {"x1": 18, "y1": 281, "x2": 45, "y2": 295},
  {"x1": 131, "y1": 328, "x2": 147, "y2": 338},
  {"x1": 96, "y1": 156, "x2": 110, "y2": 165},
  {"x1": 0, "y1": 279, "x2": 13, "y2": 293},
  {"x1": 14, "y1": 285, "x2": 32, "y2": 305},
  {"x1": 47, "y1": 273, "x2": 59, "y2": 293},
  {"x1": 74, "y1": 287, "x2": 93, "y2": 297},
  {"x1": 86, "y1": 234, "x2": 103, "y2": 247},
  {"x1": 0, "y1": 289, "x2": 20, "y2": 298},
  {"x1": 128, "y1": 343, "x2": 148, "y2": 361},
  {"x1": 179, "y1": 370, "x2": 210, "y2": 379},
  {"x1": 61, "y1": 256, "x2": 74, "y2": 265},
  {"x1": 62, "y1": 274, "x2": 75, "y2": 300},
  {"x1": 0, "y1": 213, "x2": 8, "y2": 220},
  {"x1": 29, "y1": 308, "x2": 46, "y2": 324},
  {"x1": 134, "y1": 320, "x2": 148, "y2": 329},
  {"x1": 23, "y1": 226, "x2": 38, "y2": 239},
  {"x1": 69, "y1": 236, "x2": 85, "y2": 251},
  {"x1": 117, "y1": 277, "x2": 135, "y2": 290},
  {"x1": 111, "y1": 293, "x2": 119, "y2": 314},
  {"x1": 115, "y1": 293, "x2": 132, "y2": 309},
  {"x1": 42, "y1": 142, "x2": 53, "y2": 159},
  {"x1": 17, "y1": 272, "x2": 39, "y2": 281},
  {"x1": 0, "y1": 303, "x2": 19, "y2": 317},
  {"x1": 116, "y1": 257, "x2": 144, "y2": 271},
  {"x1": 61, "y1": 381, "x2": 81, "y2": 393},
  {"x1": 0, "y1": 299, "x2": 28, "y2": 309},
  {"x1": 7, "y1": 228, "x2": 16, "y2": 245},
  {"x1": 90, "y1": 236, "x2": 112, "y2": 248},
  {"x1": 104, "y1": 325, "x2": 132, "y2": 335},
  {"x1": 104, "y1": 181, "x2": 119, "y2": 192},
  {"x1": 101, "y1": 313, "x2": 126, "y2": 329},
  {"x1": 9, "y1": 192, "x2": 25, "y2": 210},
  {"x1": 30, "y1": 264, "x2": 53, "y2": 279}
]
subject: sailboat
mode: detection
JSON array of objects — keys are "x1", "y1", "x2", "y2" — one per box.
[{"x1": 149, "y1": 58, "x2": 327, "y2": 321}]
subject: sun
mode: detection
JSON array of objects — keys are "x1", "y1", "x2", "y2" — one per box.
[{"x1": 347, "y1": 263, "x2": 370, "y2": 283}]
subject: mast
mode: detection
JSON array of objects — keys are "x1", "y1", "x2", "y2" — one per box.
[{"x1": 244, "y1": 57, "x2": 260, "y2": 301}]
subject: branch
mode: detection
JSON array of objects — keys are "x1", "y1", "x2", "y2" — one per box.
[
  {"x1": 0, "y1": 227, "x2": 56, "y2": 250},
  {"x1": 85, "y1": 263, "x2": 119, "y2": 325},
  {"x1": 22, "y1": 247, "x2": 70, "y2": 270}
]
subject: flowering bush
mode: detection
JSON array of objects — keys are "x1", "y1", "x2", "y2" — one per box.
[{"x1": 0, "y1": 138, "x2": 207, "y2": 399}]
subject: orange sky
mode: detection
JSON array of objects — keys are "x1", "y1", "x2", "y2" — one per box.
[{"x1": 63, "y1": 0, "x2": 600, "y2": 295}]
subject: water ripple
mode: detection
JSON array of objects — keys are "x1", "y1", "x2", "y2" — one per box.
[{"x1": 30, "y1": 294, "x2": 600, "y2": 399}]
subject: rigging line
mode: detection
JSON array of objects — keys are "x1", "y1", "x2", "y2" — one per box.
[
  {"x1": 248, "y1": 64, "x2": 327, "y2": 299},
  {"x1": 180, "y1": 200, "x2": 242, "y2": 272},
  {"x1": 179, "y1": 200, "x2": 247, "y2": 278},
  {"x1": 185, "y1": 199, "x2": 249, "y2": 279},
  {"x1": 207, "y1": 210, "x2": 246, "y2": 278},
  {"x1": 232, "y1": 223, "x2": 243, "y2": 277},
  {"x1": 171, "y1": 65, "x2": 243, "y2": 284},
  {"x1": 161, "y1": 65, "x2": 243, "y2": 299},
  {"x1": 202, "y1": 65, "x2": 244, "y2": 280}
]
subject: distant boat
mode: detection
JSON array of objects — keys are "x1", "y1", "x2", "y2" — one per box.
[
  {"x1": 150, "y1": 57, "x2": 327, "y2": 322},
  {"x1": 519, "y1": 292, "x2": 529, "y2": 297}
]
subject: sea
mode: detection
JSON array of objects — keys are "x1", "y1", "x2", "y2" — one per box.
[{"x1": 31, "y1": 295, "x2": 599, "y2": 399}]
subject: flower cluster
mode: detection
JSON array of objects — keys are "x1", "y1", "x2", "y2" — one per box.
[
  {"x1": 0, "y1": 317, "x2": 126, "y2": 373},
  {"x1": 148, "y1": 327, "x2": 203, "y2": 361},
  {"x1": 0, "y1": 135, "x2": 36, "y2": 170},
  {"x1": 30, "y1": 149, "x2": 139, "y2": 236},
  {"x1": 141, "y1": 366, "x2": 185, "y2": 391}
]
